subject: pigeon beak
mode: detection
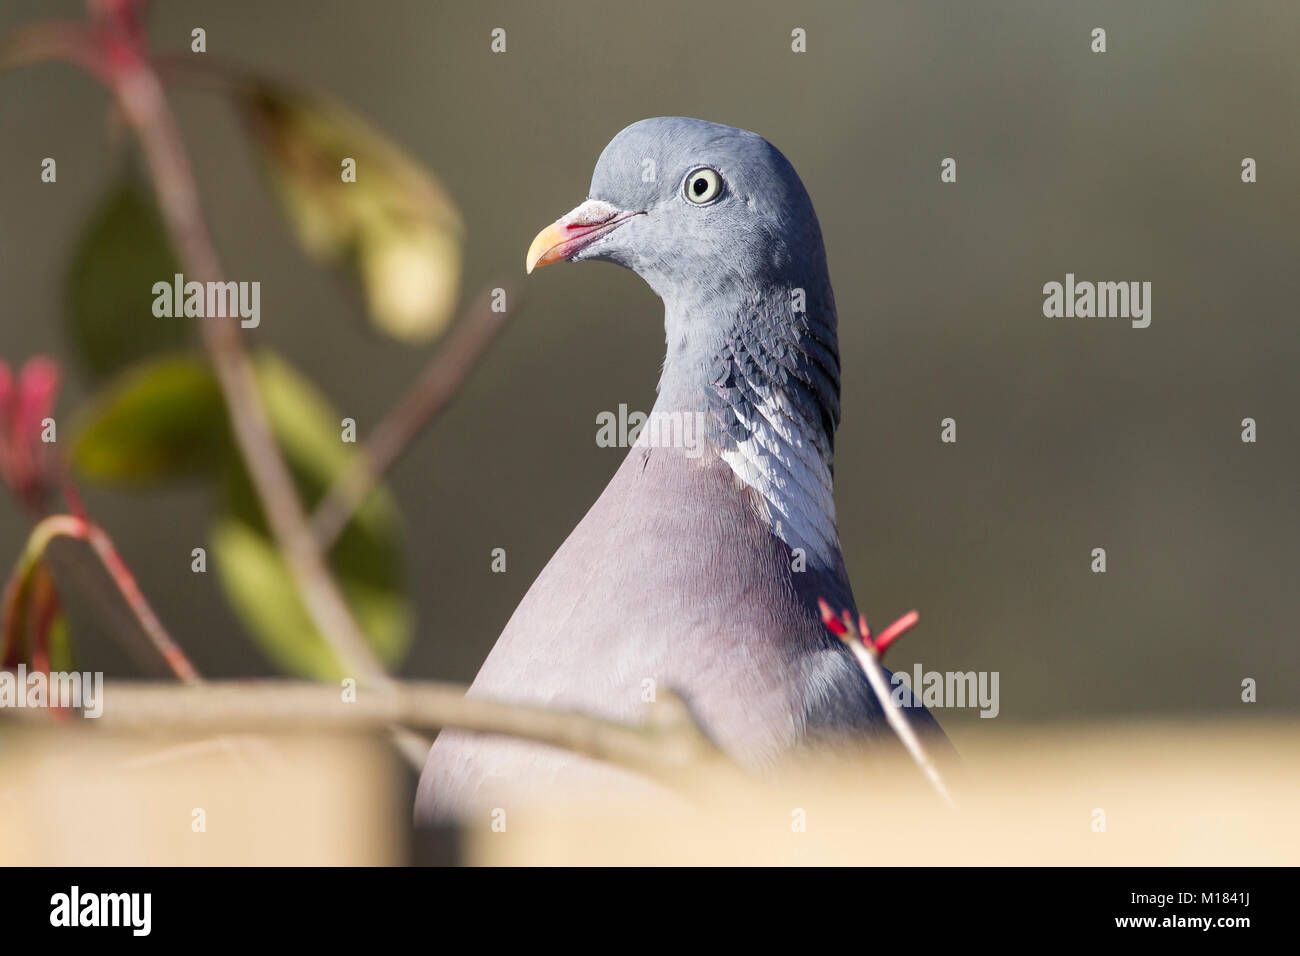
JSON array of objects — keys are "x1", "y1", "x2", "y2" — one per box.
[{"x1": 526, "y1": 199, "x2": 643, "y2": 273}]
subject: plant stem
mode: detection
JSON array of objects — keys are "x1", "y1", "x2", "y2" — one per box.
[
  {"x1": 10, "y1": 679, "x2": 729, "y2": 785},
  {"x1": 3, "y1": 515, "x2": 198, "y2": 682},
  {"x1": 840, "y1": 633, "x2": 955, "y2": 808},
  {"x1": 309, "y1": 284, "x2": 518, "y2": 549},
  {"x1": 109, "y1": 60, "x2": 390, "y2": 687}
]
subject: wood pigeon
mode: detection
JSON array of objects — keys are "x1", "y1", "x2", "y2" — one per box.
[{"x1": 416, "y1": 117, "x2": 943, "y2": 823}]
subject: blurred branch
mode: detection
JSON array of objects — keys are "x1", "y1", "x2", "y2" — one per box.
[
  {"x1": 819, "y1": 600, "x2": 955, "y2": 808},
  {"x1": 104, "y1": 47, "x2": 392, "y2": 687},
  {"x1": 3, "y1": 11, "x2": 390, "y2": 682},
  {"x1": 0, "y1": 14, "x2": 511, "y2": 771},
  {"x1": 9, "y1": 680, "x2": 729, "y2": 785},
  {"x1": 1, "y1": 14, "x2": 491, "y2": 699},
  {"x1": 309, "y1": 284, "x2": 519, "y2": 549},
  {"x1": 3, "y1": 515, "x2": 198, "y2": 682},
  {"x1": 0, "y1": 21, "x2": 110, "y2": 81}
]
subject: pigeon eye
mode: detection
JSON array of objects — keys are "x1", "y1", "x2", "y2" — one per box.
[{"x1": 684, "y1": 168, "x2": 723, "y2": 204}]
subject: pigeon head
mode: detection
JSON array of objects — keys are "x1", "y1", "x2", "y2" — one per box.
[
  {"x1": 526, "y1": 117, "x2": 844, "y2": 567},
  {"x1": 526, "y1": 117, "x2": 830, "y2": 311},
  {"x1": 526, "y1": 116, "x2": 838, "y2": 416}
]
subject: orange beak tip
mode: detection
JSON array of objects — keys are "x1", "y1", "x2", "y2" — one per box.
[
  {"x1": 525, "y1": 222, "x2": 570, "y2": 275},
  {"x1": 525, "y1": 201, "x2": 640, "y2": 275}
]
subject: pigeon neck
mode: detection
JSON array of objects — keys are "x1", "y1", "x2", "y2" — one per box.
[{"x1": 653, "y1": 281, "x2": 844, "y2": 570}]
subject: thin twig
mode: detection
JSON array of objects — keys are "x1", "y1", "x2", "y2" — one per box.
[
  {"x1": 842, "y1": 637, "x2": 955, "y2": 807},
  {"x1": 8, "y1": 680, "x2": 729, "y2": 786},
  {"x1": 309, "y1": 283, "x2": 519, "y2": 549},
  {"x1": 0, "y1": 20, "x2": 111, "y2": 81},
  {"x1": 2, "y1": 515, "x2": 198, "y2": 682},
  {"x1": 819, "y1": 600, "x2": 955, "y2": 808}
]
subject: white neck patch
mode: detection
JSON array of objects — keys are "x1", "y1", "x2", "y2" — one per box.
[{"x1": 715, "y1": 380, "x2": 841, "y2": 570}]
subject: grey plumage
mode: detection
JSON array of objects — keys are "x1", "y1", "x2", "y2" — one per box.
[{"x1": 416, "y1": 117, "x2": 941, "y2": 823}]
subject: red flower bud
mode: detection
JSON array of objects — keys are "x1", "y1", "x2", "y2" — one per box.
[
  {"x1": 0, "y1": 356, "x2": 63, "y2": 514},
  {"x1": 817, "y1": 597, "x2": 849, "y2": 636}
]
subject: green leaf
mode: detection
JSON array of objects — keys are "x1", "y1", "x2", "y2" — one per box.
[
  {"x1": 70, "y1": 354, "x2": 229, "y2": 485},
  {"x1": 240, "y1": 82, "x2": 463, "y2": 343},
  {"x1": 70, "y1": 344, "x2": 411, "y2": 678},
  {"x1": 0, "y1": 559, "x2": 68, "y2": 673},
  {"x1": 65, "y1": 177, "x2": 187, "y2": 379},
  {"x1": 47, "y1": 613, "x2": 73, "y2": 674},
  {"x1": 212, "y1": 351, "x2": 411, "y2": 679}
]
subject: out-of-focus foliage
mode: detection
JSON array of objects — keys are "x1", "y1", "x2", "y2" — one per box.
[
  {"x1": 69, "y1": 350, "x2": 411, "y2": 679},
  {"x1": 71, "y1": 354, "x2": 227, "y2": 484},
  {"x1": 241, "y1": 82, "x2": 463, "y2": 343},
  {"x1": 213, "y1": 351, "x2": 411, "y2": 680},
  {"x1": 0, "y1": 556, "x2": 59, "y2": 672},
  {"x1": 4, "y1": 11, "x2": 461, "y2": 687},
  {"x1": 64, "y1": 178, "x2": 186, "y2": 379},
  {"x1": 46, "y1": 612, "x2": 72, "y2": 673}
]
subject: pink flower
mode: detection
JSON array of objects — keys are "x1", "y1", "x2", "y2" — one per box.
[{"x1": 0, "y1": 356, "x2": 62, "y2": 514}]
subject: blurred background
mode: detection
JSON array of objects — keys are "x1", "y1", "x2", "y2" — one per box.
[{"x1": 1, "y1": 1, "x2": 1297, "y2": 861}]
